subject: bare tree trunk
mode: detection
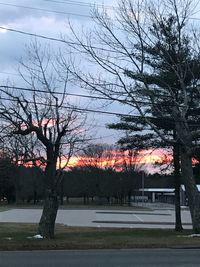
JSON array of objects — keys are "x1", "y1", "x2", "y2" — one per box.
[
  {"x1": 180, "y1": 148, "x2": 200, "y2": 233},
  {"x1": 38, "y1": 191, "x2": 59, "y2": 238},
  {"x1": 174, "y1": 180, "x2": 182, "y2": 231},
  {"x1": 173, "y1": 135, "x2": 183, "y2": 231},
  {"x1": 60, "y1": 179, "x2": 64, "y2": 205},
  {"x1": 38, "y1": 158, "x2": 59, "y2": 238}
]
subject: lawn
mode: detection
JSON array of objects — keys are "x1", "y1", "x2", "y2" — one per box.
[{"x1": 0, "y1": 223, "x2": 200, "y2": 250}]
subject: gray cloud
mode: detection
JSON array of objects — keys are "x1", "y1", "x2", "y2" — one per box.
[
  {"x1": 0, "y1": 0, "x2": 92, "y2": 25},
  {"x1": 0, "y1": 0, "x2": 119, "y2": 145}
]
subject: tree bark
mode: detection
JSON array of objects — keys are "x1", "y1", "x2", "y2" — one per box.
[
  {"x1": 174, "y1": 179, "x2": 183, "y2": 231},
  {"x1": 174, "y1": 116, "x2": 200, "y2": 233},
  {"x1": 37, "y1": 154, "x2": 59, "y2": 238},
  {"x1": 38, "y1": 191, "x2": 59, "y2": 238},
  {"x1": 173, "y1": 135, "x2": 183, "y2": 231},
  {"x1": 175, "y1": 178, "x2": 183, "y2": 232},
  {"x1": 180, "y1": 147, "x2": 200, "y2": 233}
]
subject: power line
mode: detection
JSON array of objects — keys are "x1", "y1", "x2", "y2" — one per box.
[
  {"x1": 44, "y1": 0, "x2": 200, "y2": 22},
  {"x1": 1, "y1": 1, "x2": 200, "y2": 22},
  {"x1": 0, "y1": 85, "x2": 133, "y2": 102},
  {"x1": 1, "y1": 9, "x2": 200, "y2": 54},
  {"x1": 0, "y1": 26, "x2": 116, "y2": 53},
  {"x1": 0, "y1": 95, "x2": 129, "y2": 117},
  {"x1": 0, "y1": 94, "x2": 200, "y2": 127},
  {"x1": 0, "y1": 85, "x2": 119, "y2": 133},
  {"x1": 0, "y1": 26, "x2": 72, "y2": 44},
  {"x1": 0, "y1": 85, "x2": 110, "y2": 101},
  {"x1": 0, "y1": 85, "x2": 114, "y2": 128},
  {"x1": 0, "y1": 94, "x2": 152, "y2": 119},
  {"x1": 0, "y1": 85, "x2": 179, "y2": 107},
  {"x1": 43, "y1": 0, "x2": 115, "y2": 9},
  {"x1": 0, "y1": 2, "x2": 91, "y2": 18},
  {"x1": 1, "y1": 21, "x2": 200, "y2": 110}
]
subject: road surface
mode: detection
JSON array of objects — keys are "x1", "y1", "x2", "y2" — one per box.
[{"x1": 1, "y1": 249, "x2": 200, "y2": 267}]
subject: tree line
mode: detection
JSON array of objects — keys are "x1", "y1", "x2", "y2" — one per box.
[{"x1": 0, "y1": 158, "x2": 144, "y2": 205}]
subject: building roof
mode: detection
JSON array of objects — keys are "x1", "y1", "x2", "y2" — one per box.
[
  {"x1": 139, "y1": 185, "x2": 200, "y2": 192},
  {"x1": 139, "y1": 188, "x2": 174, "y2": 193}
]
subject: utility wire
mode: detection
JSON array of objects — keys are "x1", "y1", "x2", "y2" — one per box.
[
  {"x1": 0, "y1": 85, "x2": 111, "y2": 100},
  {"x1": 0, "y1": 85, "x2": 182, "y2": 107},
  {"x1": 0, "y1": 95, "x2": 200, "y2": 127},
  {"x1": 1, "y1": 12, "x2": 200, "y2": 54},
  {"x1": 0, "y1": 2, "x2": 91, "y2": 18},
  {"x1": 1, "y1": 1, "x2": 200, "y2": 21},
  {"x1": 43, "y1": 0, "x2": 115, "y2": 9},
  {"x1": 1, "y1": 18, "x2": 200, "y2": 111},
  {"x1": 0, "y1": 94, "x2": 156, "y2": 119},
  {"x1": 0, "y1": 26, "x2": 116, "y2": 53},
  {"x1": 51, "y1": 0, "x2": 200, "y2": 18},
  {"x1": 0, "y1": 85, "x2": 198, "y2": 108},
  {"x1": 2, "y1": 98, "x2": 134, "y2": 117}
]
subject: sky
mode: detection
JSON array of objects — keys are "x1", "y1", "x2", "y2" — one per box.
[
  {"x1": 0, "y1": 0, "x2": 186, "y2": 171},
  {"x1": 67, "y1": 147, "x2": 173, "y2": 174},
  {"x1": 0, "y1": 0, "x2": 123, "y2": 145}
]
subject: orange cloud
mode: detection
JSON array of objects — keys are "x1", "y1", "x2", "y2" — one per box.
[
  {"x1": 19, "y1": 148, "x2": 173, "y2": 171},
  {"x1": 66, "y1": 148, "x2": 172, "y2": 170}
]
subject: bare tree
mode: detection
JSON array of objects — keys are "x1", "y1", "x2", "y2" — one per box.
[
  {"x1": 63, "y1": 0, "x2": 200, "y2": 232},
  {"x1": 0, "y1": 42, "x2": 87, "y2": 238},
  {"x1": 78, "y1": 143, "x2": 119, "y2": 169},
  {"x1": 0, "y1": 132, "x2": 42, "y2": 166}
]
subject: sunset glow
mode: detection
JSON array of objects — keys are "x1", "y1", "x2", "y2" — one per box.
[
  {"x1": 66, "y1": 148, "x2": 173, "y2": 170},
  {"x1": 20, "y1": 148, "x2": 172, "y2": 171}
]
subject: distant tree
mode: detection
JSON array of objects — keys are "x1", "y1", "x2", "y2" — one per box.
[
  {"x1": 15, "y1": 166, "x2": 44, "y2": 204},
  {"x1": 0, "y1": 157, "x2": 16, "y2": 203},
  {"x1": 67, "y1": 162, "x2": 142, "y2": 206},
  {"x1": 66, "y1": 166, "x2": 100, "y2": 203},
  {"x1": 78, "y1": 143, "x2": 119, "y2": 169}
]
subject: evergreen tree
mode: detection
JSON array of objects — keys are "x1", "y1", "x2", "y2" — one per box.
[{"x1": 67, "y1": 0, "x2": 200, "y2": 232}]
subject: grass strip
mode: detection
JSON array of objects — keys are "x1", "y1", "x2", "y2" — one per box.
[{"x1": 0, "y1": 223, "x2": 200, "y2": 250}]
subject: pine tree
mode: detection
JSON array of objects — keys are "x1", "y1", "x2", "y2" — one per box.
[{"x1": 123, "y1": 15, "x2": 200, "y2": 232}]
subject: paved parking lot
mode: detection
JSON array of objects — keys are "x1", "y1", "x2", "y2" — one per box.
[{"x1": 0, "y1": 205, "x2": 192, "y2": 229}]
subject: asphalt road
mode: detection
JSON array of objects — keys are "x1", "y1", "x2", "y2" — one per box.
[{"x1": 1, "y1": 249, "x2": 200, "y2": 267}]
